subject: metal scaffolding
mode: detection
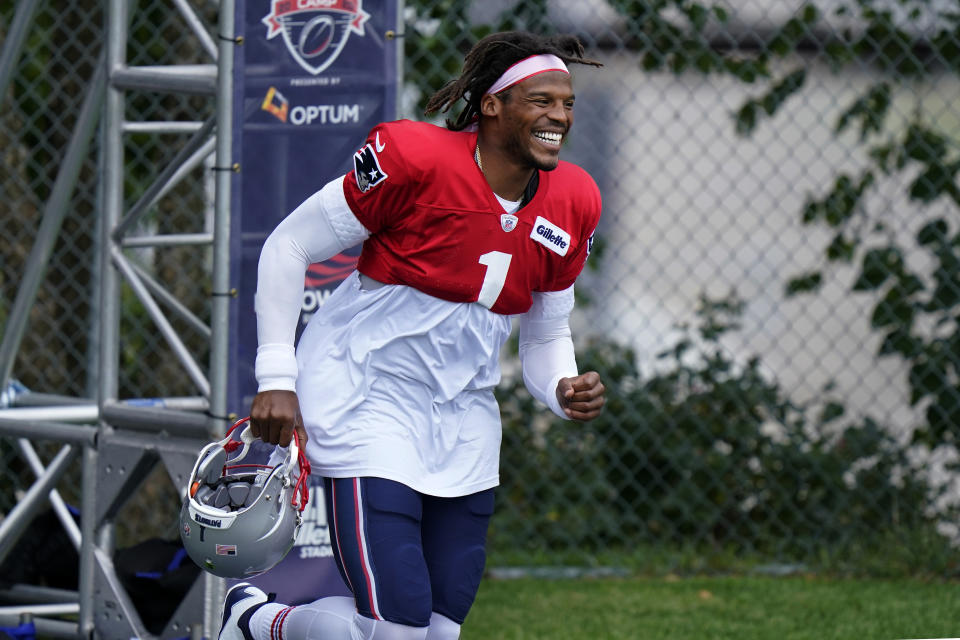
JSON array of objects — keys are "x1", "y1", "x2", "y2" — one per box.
[{"x1": 0, "y1": 1, "x2": 235, "y2": 637}]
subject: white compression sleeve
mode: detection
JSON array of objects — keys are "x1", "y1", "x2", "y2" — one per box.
[
  {"x1": 251, "y1": 597, "x2": 429, "y2": 640},
  {"x1": 518, "y1": 286, "x2": 579, "y2": 420},
  {"x1": 251, "y1": 598, "x2": 355, "y2": 640},
  {"x1": 254, "y1": 176, "x2": 369, "y2": 392},
  {"x1": 424, "y1": 612, "x2": 461, "y2": 639}
]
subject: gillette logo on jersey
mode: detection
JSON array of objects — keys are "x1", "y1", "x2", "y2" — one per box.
[
  {"x1": 262, "y1": 0, "x2": 371, "y2": 75},
  {"x1": 531, "y1": 216, "x2": 571, "y2": 256}
]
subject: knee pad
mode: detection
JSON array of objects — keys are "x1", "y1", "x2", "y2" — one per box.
[
  {"x1": 296, "y1": 597, "x2": 356, "y2": 638},
  {"x1": 352, "y1": 612, "x2": 428, "y2": 640}
]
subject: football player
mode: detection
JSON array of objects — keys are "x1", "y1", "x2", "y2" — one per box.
[{"x1": 221, "y1": 31, "x2": 606, "y2": 640}]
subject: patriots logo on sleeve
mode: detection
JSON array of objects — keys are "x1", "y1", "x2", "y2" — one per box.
[{"x1": 353, "y1": 143, "x2": 388, "y2": 192}]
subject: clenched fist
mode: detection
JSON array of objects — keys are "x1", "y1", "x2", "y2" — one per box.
[{"x1": 556, "y1": 371, "x2": 606, "y2": 421}]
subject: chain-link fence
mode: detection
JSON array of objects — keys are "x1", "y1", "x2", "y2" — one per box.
[
  {"x1": 2, "y1": 0, "x2": 959, "y2": 575},
  {"x1": 0, "y1": 0, "x2": 219, "y2": 549}
]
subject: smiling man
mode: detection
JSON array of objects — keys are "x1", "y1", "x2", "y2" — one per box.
[{"x1": 219, "y1": 32, "x2": 605, "y2": 640}]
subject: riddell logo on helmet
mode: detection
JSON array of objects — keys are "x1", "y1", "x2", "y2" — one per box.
[{"x1": 194, "y1": 513, "x2": 224, "y2": 529}]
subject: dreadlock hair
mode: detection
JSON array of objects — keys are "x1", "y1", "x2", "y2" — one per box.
[{"x1": 423, "y1": 31, "x2": 602, "y2": 131}]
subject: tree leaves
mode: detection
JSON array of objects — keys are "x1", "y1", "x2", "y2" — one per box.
[
  {"x1": 613, "y1": 0, "x2": 774, "y2": 83},
  {"x1": 852, "y1": 247, "x2": 902, "y2": 291},
  {"x1": 826, "y1": 233, "x2": 857, "y2": 262},
  {"x1": 835, "y1": 82, "x2": 891, "y2": 141},
  {"x1": 767, "y1": 5, "x2": 819, "y2": 57},
  {"x1": 785, "y1": 271, "x2": 823, "y2": 297},
  {"x1": 917, "y1": 219, "x2": 949, "y2": 246},
  {"x1": 904, "y1": 123, "x2": 948, "y2": 163},
  {"x1": 909, "y1": 161, "x2": 959, "y2": 204},
  {"x1": 925, "y1": 388, "x2": 960, "y2": 445},
  {"x1": 735, "y1": 69, "x2": 806, "y2": 135},
  {"x1": 870, "y1": 283, "x2": 917, "y2": 330},
  {"x1": 878, "y1": 329, "x2": 921, "y2": 358},
  {"x1": 801, "y1": 171, "x2": 874, "y2": 227},
  {"x1": 604, "y1": 0, "x2": 960, "y2": 453}
]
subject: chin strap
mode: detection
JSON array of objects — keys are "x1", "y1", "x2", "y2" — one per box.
[
  {"x1": 292, "y1": 429, "x2": 311, "y2": 513},
  {"x1": 223, "y1": 416, "x2": 250, "y2": 454}
]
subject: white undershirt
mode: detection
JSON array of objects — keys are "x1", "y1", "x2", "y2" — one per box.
[{"x1": 494, "y1": 193, "x2": 521, "y2": 213}]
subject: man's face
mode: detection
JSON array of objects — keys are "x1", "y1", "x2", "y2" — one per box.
[{"x1": 495, "y1": 71, "x2": 575, "y2": 171}]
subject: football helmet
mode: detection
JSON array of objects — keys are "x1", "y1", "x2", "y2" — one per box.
[{"x1": 179, "y1": 417, "x2": 311, "y2": 578}]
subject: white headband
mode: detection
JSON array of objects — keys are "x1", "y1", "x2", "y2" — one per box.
[{"x1": 485, "y1": 54, "x2": 569, "y2": 96}]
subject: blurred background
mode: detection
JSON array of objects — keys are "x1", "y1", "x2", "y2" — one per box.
[{"x1": 2, "y1": 0, "x2": 959, "y2": 580}]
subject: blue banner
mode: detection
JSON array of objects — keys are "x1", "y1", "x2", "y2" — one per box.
[{"x1": 228, "y1": 0, "x2": 400, "y2": 603}]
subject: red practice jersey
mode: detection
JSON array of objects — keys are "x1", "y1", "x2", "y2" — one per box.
[{"x1": 342, "y1": 120, "x2": 602, "y2": 315}]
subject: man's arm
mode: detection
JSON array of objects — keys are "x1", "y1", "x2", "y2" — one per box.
[
  {"x1": 252, "y1": 177, "x2": 369, "y2": 445},
  {"x1": 518, "y1": 287, "x2": 605, "y2": 421}
]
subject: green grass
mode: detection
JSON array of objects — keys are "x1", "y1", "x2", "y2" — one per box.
[
  {"x1": 486, "y1": 527, "x2": 960, "y2": 580},
  {"x1": 463, "y1": 575, "x2": 960, "y2": 639}
]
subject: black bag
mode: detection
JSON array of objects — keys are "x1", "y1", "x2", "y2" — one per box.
[
  {"x1": 114, "y1": 537, "x2": 201, "y2": 635},
  {"x1": 0, "y1": 509, "x2": 79, "y2": 590}
]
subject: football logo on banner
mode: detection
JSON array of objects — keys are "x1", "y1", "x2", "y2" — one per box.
[{"x1": 262, "y1": 0, "x2": 371, "y2": 75}]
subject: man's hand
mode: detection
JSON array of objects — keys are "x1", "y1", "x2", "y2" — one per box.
[
  {"x1": 556, "y1": 371, "x2": 606, "y2": 421},
  {"x1": 249, "y1": 389, "x2": 308, "y2": 449}
]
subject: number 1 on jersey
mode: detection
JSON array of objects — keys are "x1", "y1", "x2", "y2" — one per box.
[{"x1": 477, "y1": 251, "x2": 512, "y2": 308}]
